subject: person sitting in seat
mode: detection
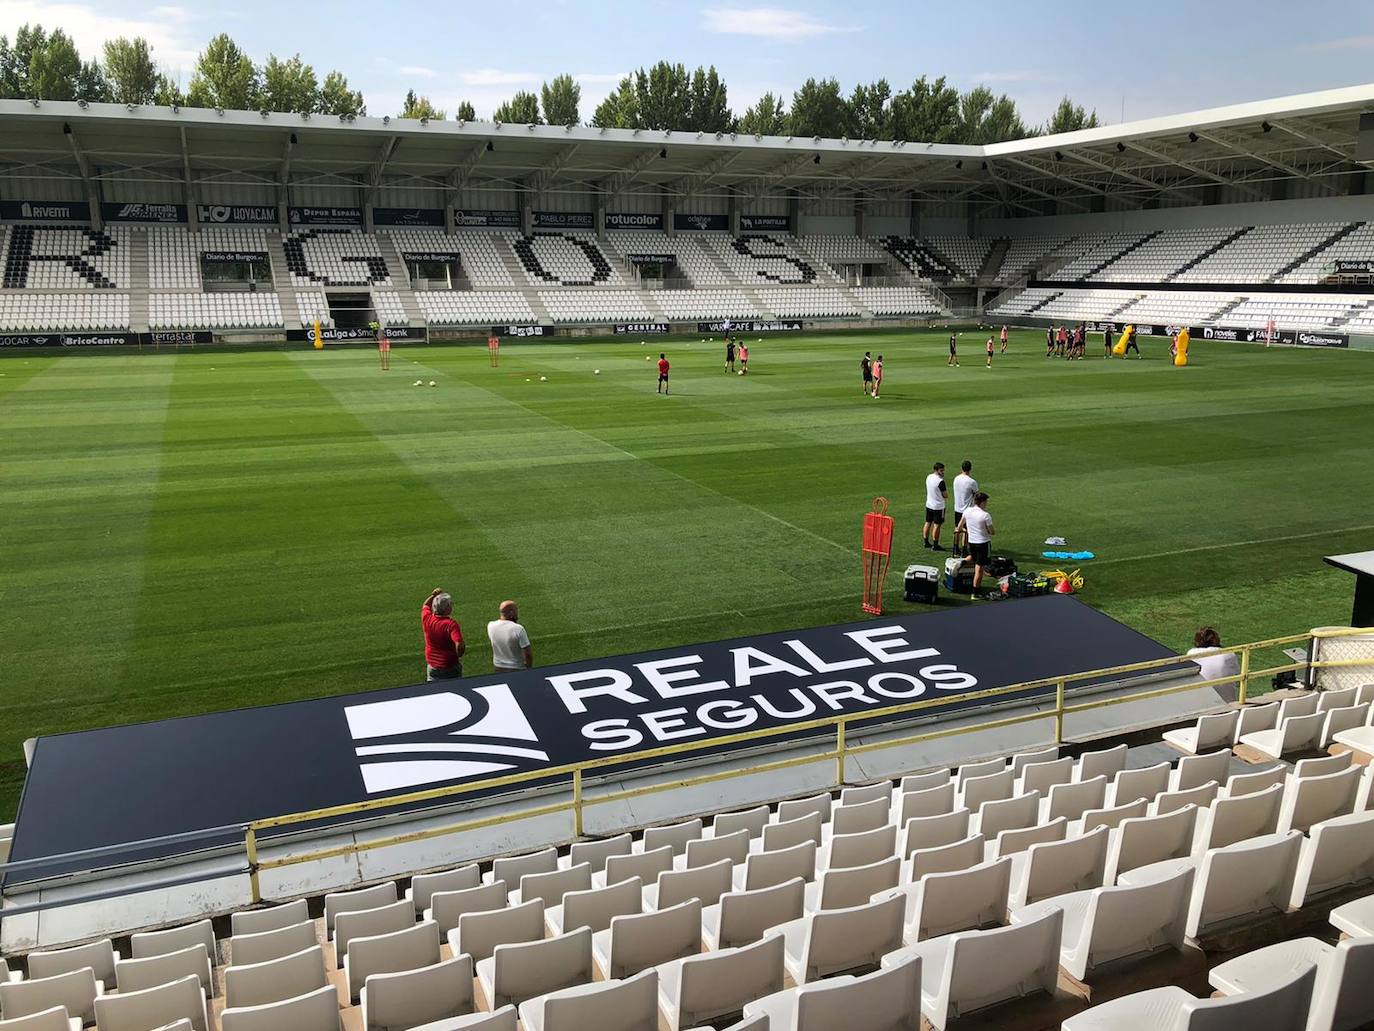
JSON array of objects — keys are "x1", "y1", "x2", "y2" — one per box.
[{"x1": 1187, "y1": 626, "x2": 1241, "y2": 702}]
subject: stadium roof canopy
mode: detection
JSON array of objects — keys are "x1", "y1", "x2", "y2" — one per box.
[{"x1": 2, "y1": 84, "x2": 1372, "y2": 215}]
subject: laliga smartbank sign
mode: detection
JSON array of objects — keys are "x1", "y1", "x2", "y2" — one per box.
[{"x1": 346, "y1": 622, "x2": 982, "y2": 794}]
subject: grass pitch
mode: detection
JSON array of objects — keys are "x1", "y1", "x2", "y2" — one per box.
[{"x1": 3, "y1": 328, "x2": 1373, "y2": 820}]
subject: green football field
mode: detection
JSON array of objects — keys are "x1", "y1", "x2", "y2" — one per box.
[{"x1": 3, "y1": 327, "x2": 1373, "y2": 821}]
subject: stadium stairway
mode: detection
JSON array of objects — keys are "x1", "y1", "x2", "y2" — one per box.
[
  {"x1": 1165, "y1": 226, "x2": 1254, "y2": 282},
  {"x1": 1208, "y1": 296, "x2": 1248, "y2": 322},
  {"x1": 1023, "y1": 290, "x2": 1063, "y2": 315},
  {"x1": 265, "y1": 235, "x2": 303, "y2": 331},
  {"x1": 1107, "y1": 293, "x2": 1146, "y2": 320},
  {"x1": 376, "y1": 237, "x2": 425, "y2": 327},
  {"x1": 1269, "y1": 222, "x2": 1365, "y2": 282},
  {"x1": 127, "y1": 229, "x2": 150, "y2": 333},
  {"x1": 919, "y1": 238, "x2": 971, "y2": 282},
  {"x1": 977, "y1": 237, "x2": 1010, "y2": 286},
  {"x1": 494, "y1": 239, "x2": 554, "y2": 325},
  {"x1": 1079, "y1": 230, "x2": 1164, "y2": 281}
]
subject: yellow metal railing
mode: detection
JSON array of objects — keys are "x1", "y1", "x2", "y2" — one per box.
[{"x1": 242, "y1": 626, "x2": 1374, "y2": 901}]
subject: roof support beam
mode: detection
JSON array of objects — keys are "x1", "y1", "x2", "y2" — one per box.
[
  {"x1": 602, "y1": 147, "x2": 662, "y2": 201},
  {"x1": 1066, "y1": 149, "x2": 1201, "y2": 204},
  {"x1": 1001, "y1": 154, "x2": 1111, "y2": 199},
  {"x1": 63, "y1": 122, "x2": 103, "y2": 229},
  {"x1": 1123, "y1": 139, "x2": 1267, "y2": 201},
  {"x1": 179, "y1": 126, "x2": 198, "y2": 228},
  {"x1": 1269, "y1": 119, "x2": 1374, "y2": 168},
  {"x1": 364, "y1": 135, "x2": 400, "y2": 202},
  {"x1": 526, "y1": 143, "x2": 581, "y2": 195},
  {"x1": 1194, "y1": 129, "x2": 1338, "y2": 194}
]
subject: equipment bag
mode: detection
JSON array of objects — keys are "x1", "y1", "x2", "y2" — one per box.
[
  {"x1": 987, "y1": 555, "x2": 1017, "y2": 577},
  {"x1": 904, "y1": 564, "x2": 940, "y2": 604}
]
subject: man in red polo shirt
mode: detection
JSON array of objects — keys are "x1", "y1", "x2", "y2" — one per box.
[
  {"x1": 422, "y1": 588, "x2": 465, "y2": 681},
  {"x1": 657, "y1": 352, "x2": 670, "y2": 394}
]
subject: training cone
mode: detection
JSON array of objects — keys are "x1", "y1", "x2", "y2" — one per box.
[{"x1": 1054, "y1": 577, "x2": 1075, "y2": 594}]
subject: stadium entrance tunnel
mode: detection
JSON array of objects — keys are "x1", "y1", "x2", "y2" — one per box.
[{"x1": 326, "y1": 291, "x2": 374, "y2": 329}]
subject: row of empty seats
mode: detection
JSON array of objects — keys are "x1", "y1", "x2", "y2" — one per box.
[
  {"x1": 382, "y1": 229, "x2": 515, "y2": 289},
  {"x1": 0, "y1": 292, "x2": 130, "y2": 331},
  {"x1": 148, "y1": 294, "x2": 282, "y2": 331},
  {"x1": 147, "y1": 227, "x2": 273, "y2": 290},
  {"x1": 538, "y1": 290, "x2": 654, "y2": 323},
  {"x1": 2, "y1": 226, "x2": 129, "y2": 290},
  {"x1": 416, "y1": 290, "x2": 537, "y2": 326}
]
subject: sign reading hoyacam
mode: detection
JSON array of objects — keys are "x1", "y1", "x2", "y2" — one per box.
[{"x1": 8, "y1": 595, "x2": 1188, "y2": 876}]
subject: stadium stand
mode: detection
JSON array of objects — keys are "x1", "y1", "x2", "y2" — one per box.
[{"x1": 283, "y1": 229, "x2": 392, "y2": 289}]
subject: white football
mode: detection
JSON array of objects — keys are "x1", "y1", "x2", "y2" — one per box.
[
  {"x1": 540, "y1": 376, "x2": 547, "y2": 382},
  {"x1": 428, "y1": 380, "x2": 436, "y2": 387},
  {"x1": 594, "y1": 369, "x2": 601, "y2": 374},
  {"x1": 414, "y1": 379, "x2": 422, "y2": 386},
  {"x1": 738, "y1": 370, "x2": 744, "y2": 375}
]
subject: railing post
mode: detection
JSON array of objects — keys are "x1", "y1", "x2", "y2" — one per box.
[
  {"x1": 835, "y1": 721, "x2": 846, "y2": 787},
  {"x1": 1238, "y1": 645, "x2": 1252, "y2": 705},
  {"x1": 1054, "y1": 680, "x2": 1066, "y2": 744},
  {"x1": 244, "y1": 826, "x2": 262, "y2": 905},
  {"x1": 572, "y1": 769, "x2": 584, "y2": 839}
]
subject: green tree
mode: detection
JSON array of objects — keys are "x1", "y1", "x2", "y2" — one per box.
[
  {"x1": 888, "y1": 75, "x2": 962, "y2": 143},
  {"x1": 633, "y1": 61, "x2": 690, "y2": 130},
  {"x1": 153, "y1": 73, "x2": 184, "y2": 107},
  {"x1": 401, "y1": 89, "x2": 445, "y2": 120},
  {"x1": 958, "y1": 86, "x2": 1028, "y2": 144},
  {"x1": 102, "y1": 37, "x2": 158, "y2": 104},
  {"x1": 318, "y1": 70, "x2": 365, "y2": 116},
  {"x1": 0, "y1": 36, "x2": 16, "y2": 97},
  {"x1": 456, "y1": 100, "x2": 476, "y2": 121},
  {"x1": 787, "y1": 77, "x2": 850, "y2": 138},
  {"x1": 261, "y1": 53, "x2": 319, "y2": 113},
  {"x1": 76, "y1": 58, "x2": 111, "y2": 102},
  {"x1": 540, "y1": 73, "x2": 580, "y2": 125},
  {"x1": 1043, "y1": 96, "x2": 1100, "y2": 135},
  {"x1": 493, "y1": 89, "x2": 541, "y2": 124},
  {"x1": 590, "y1": 75, "x2": 638, "y2": 128},
  {"x1": 28, "y1": 28, "x2": 83, "y2": 101},
  {"x1": 187, "y1": 33, "x2": 259, "y2": 110},
  {"x1": 688, "y1": 65, "x2": 732, "y2": 132},
  {"x1": 2, "y1": 25, "x2": 49, "y2": 98},
  {"x1": 738, "y1": 91, "x2": 786, "y2": 136},
  {"x1": 848, "y1": 79, "x2": 892, "y2": 140}
]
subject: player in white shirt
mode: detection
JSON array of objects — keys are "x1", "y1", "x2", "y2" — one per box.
[
  {"x1": 951, "y1": 460, "x2": 979, "y2": 551},
  {"x1": 956, "y1": 492, "x2": 995, "y2": 597},
  {"x1": 922, "y1": 461, "x2": 948, "y2": 551},
  {"x1": 487, "y1": 600, "x2": 533, "y2": 672}
]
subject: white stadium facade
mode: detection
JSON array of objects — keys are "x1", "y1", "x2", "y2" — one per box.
[{"x1": 2, "y1": 84, "x2": 1374, "y2": 349}]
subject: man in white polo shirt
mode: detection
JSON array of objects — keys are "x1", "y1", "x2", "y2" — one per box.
[
  {"x1": 487, "y1": 600, "x2": 533, "y2": 673},
  {"x1": 951, "y1": 459, "x2": 978, "y2": 552},
  {"x1": 922, "y1": 461, "x2": 947, "y2": 551},
  {"x1": 956, "y1": 492, "x2": 996, "y2": 598}
]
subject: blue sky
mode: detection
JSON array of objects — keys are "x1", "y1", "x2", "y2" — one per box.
[{"x1": 4, "y1": 0, "x2": 1374, "y2": 126}]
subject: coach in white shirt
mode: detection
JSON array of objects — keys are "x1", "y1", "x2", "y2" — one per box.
[
  {"x1": 951, "y1": 460, "x2": 978, "y2": 549},
  {"x1": 957, "y1": 492, "x2": 995, "y2": 597},
  {"x1": 488, "y1": 600, "x2": 533, "y2": 672},
  {"x1": 922, "y1": 461, "x2": 948, "y2": 551}
]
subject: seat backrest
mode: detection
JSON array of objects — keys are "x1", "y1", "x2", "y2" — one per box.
[
  {"x1": 1290, "y1": 809, "x2": 1374, "y2": 907},
  {"x1": 641, "y1": 818, "x2": 704, "y2": 856},
  {"x1": 130, "y1": 919, "x2": 216, "y2": 965},
  {"x1": 825, "y1": 824, "x2": 897, "y2": 870},
  {"x1": 1010, "y1": 745, "x2": 1059, "y2": 776},
  {"x1": 713, "y1": 805, "x2": 771, "y2": 839},
  {"x1": 655, "y1": 858, "x2": 733, "y2": 910},
  {"x1": 1311, "y1": 936, "x2": 1374, "y2": 1031},
  {"x1": 954, "y1": 757, "x2": 1005, "y2": 789},
  {"x1": 895, "y1": 781, "x2": 956, "y2": 825},
  {"x1": 517, "y1": 863, "x2": 591, "y2": 908},
  {"x1": 938, "y1": 908, "x2": 1062, "y2": 1021},
  {"x1": 674, "y1": 934, "x2": 786, "y2": 1027},
  {"x1": 1071, "y1": 868, "x2": 1193, "y2": 978},
  {"x1": 715, "y1": 878, "x2": 805, "y2": 949},
  {"x1": 115, "y1": 943, "x2": 212, "y2": 996},
  {"x1": 1018, "y1": 756, "x2": 1074, "y2": 796},
  {"x1": 0, "y1": 968, "x2": 100, "y2": 1025},
  {"x1": 912, "y1": 858, "x2": 1012, "y2": 941},
  {"x1": 559, "y1": 876, "x2": 642, "y2": 934},
  {"x1": 1109, "y1": 762, "x2": 1171, "y2": 807},
  {"x1": 428, "y1": 880, "x2": 509, "y2": 935},
  {"x1": 540, "y1": 969, "x2": 659, "y2": 1031},
  {"x1": 1107, "y1": 806, "x2": 1199, "y2": 882},
  {"x1": 1277, "y1": 693, "x2": 1320, "y2": 721},
  {"x1": 603, "y1": 845, "x2": 674, "y2": 887},
  {"x1": 346, "y1": 921, "x2": 441, "y2": 1003},
  {"x1": 0, "y1": 1006, "x2": 73, "y2": 1031},
  {"x1": 568, "y1": 833, "x2": 633, "y2": 874},
  {"x1": 1195, "y1": 782, "x2": 1283, "y2": 853},
  {"x1": 334, "y1": 899, "x2": 413, "y2": 965},
  {"x1": 830, "y1": 797, "x2": 890, "y2": 837},
  {"x1": 408, "y1": 864, "x2": 481, "y2": 914},
  {"x1": 1190, "y1": 831, "x2": 1303, "y2": 937},
  {"x1": 684, "y1": 829, "x2": 750, "y2": 869},
  {"x1": 1174, "y1": 748, "x2": 1231, "y2": 792},
  {"x1": 490, "y1": 847, "x2": 559, "y2": 886},
  {"x1": 797, "y1": 893, "x2": 905, "y2": 982},
  {"x1": 456, "y1": 898, "x2": 545, "y2": 963},
  {"x1": 1275, "y1": 711, "x2": 1325, "y2": 754},
  {"x1": 93, "y1": 974, "x2": 207, "y2": 1031},
  {"x1": 1045, "y1": 775, "x2": 1107, "y2": 822},
  {"x1": 1292, "y1": 751, "x2": 1353, "y2": 779},
  {"x1": 761, "y1": 811, "x2": 823, "y2": 852},
  {"x1": 898, "y1": 769, "x2": 951, "y2": 794},
  {"x1": 839, "y1": 782, "x2": 892, "y2": 807},
  {"x1": 435, "y1": 1006, "x2": 518, "y2": 1030},
  {"x1": 1019, "y1": 825, "x2": 1109, "y2": 906},
  {"x1": 360, "y1": 954, "x2": 473, "y2": 1031},
  {"x1": 1318, "y1": 686, "x2": 1359, "y2": 711},
  {"x1": 993, "y1": 817, "x2": 1067, "y2": 860},
  {"x1": 606, "y1": 899, "x2": 701, "y2": 978},
  {"x1": 26, "y1": 937, "x2": 117, "y2": 987},
  {"x1": 1076, "y1": 744, "x2": 1127, "y2": 782},
  {"x1": 1320, "y1": 703, "x2": 1369, "y2": 746},
  {"x1": 1152, "y1": 782, "x2": 1218, "y2": 816},
  {"x1": 1182, "y1": 963, "x2": 1315, "y2": 1031},
  {"x1": 491, "y1": 926, "x2": 593, "y2": 1008},
  {"x1": 1222, "y1": 763, "x2": 1287, "y2": 798},
  {"x1": 976, "y1": 791, "x2": 1040, "y2": 840},
  {"x1": 219, "y1": 983, "x2": 337, "y2": 1031},
  {"x1": 908, "y1": 834, "x2": 986, "y2": 881},
  {"x1": 960, "y1": 768, "x2": 1016, "y2": 811},
  {"x1": 229, "y1": 920, "x2": 318, "y2": 967},
  {"x1": 1278, "y1": 764, "x2": 1362, "y2": 833},
  {"x1": 794, "y1": 952, "x2": 921, "y2": 1031},
  {"x1": 1235, "y1": 701, "x2": 1280, "y2": 742},
  {"x1": 1078, "y1": 798, "x2": 1149, "y2": 835},
  {"x1": 324, "y1": 882, "x2": 398, "y2": 935},
  {"x1": 742, "y1": 840, "x2": 817, "y2": 890},
  {"x1": 231, "y1": 898, "x2": 310, "y2": 938},
  {"x1": 777, "y1": 793, "x2": 832, "y2": 825},
  {"x1": 815, "y1": 855, "x2": 901, "y2": 910},
  {"x1": 900, "y1": 808, "x2": 970, "y2": 858},
  {"x1": 224, "y1": 945, "x2": 326, "y2": 1010},
  {"x1": 1193, "y1": 712, "x2": 1240, "y2": 754}
]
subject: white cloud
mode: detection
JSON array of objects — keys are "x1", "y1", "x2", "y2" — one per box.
[
  {"x1": 397, "y1": 65, "x2": 437, "y2": 79},
  {"x1": 0, "y1": 1, "x2": 201, "y2": 75},
  {"x1": 458, "y1": 68, "x2": 542, "y2": 87},
  {"x1": 702, "y1": 7, "x2": 859, "y2": 42},
  {"x1": 1301, "y1": 35, "x2": 1374, "y2": 51},
  {"x1": 969, "y1": 69, "x2": 1055, "y2": 84},
  {"x1": 574, "y1": 72, "x2": 630, "y2": 85}
]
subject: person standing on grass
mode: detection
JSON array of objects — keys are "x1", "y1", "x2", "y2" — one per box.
[
  {"x1": 1124, "y1": 326, "x2": 1141, "y2": 358},
  {"x1": 725, "y1": 336, "x2": 736, "y2": 373},
  {"x1": 956, "y1": 492, "x2": 996, "y2": 598},
  {"x1": 1000, "y1": 324, "x2": 1009, "y2": 354},
  {"x1": 985, "y1": 334, "x2": 995, "y2": 369},
  {"x1": 1046, "y1": 326, "x2": 1055, "y2": 358},
  {"x1": 657, "y1": 352, "x2": 671, "y2": 394},
  {"x1": 739, "y1": 341, "x2": 749, "y2": 374},
  {"x1": 488, "y1": 600, "x2": 533, "y2": 673},
  {"x1": 422, "y1": 588, "x2": 465, "y2": 681},
  {"x1": 922, "y1": 461, "x2": 948, "y2": 551},
  {"x1": 872, "y1": 354, "x2": 884, "y2": 398},
  {"x1": 860, "y1": 351, "x2": 873, "y2": 396},
  {"x1": 952, "y1": 460, "x2": 978, "y2": 552},
  {"x1": 947, "y1": 331, "x2": 959, "y2": 367}
]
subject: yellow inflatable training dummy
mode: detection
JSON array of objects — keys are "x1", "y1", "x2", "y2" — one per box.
[
  {"x1": 1112, "y1": 325, "x2": 1133, "y2": 357},
  {"x1": 1173, "y1": 328, "x2": 1190, "y2": 367}
]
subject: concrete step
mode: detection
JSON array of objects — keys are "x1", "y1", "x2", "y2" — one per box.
[
  {"x1": 126, "y1": 228, "x2": 150, "y2": 333},
  {"x1": 376, "y1": 236, "x2": 425, "y2": 325},
  {"x1": 265, "y1": 233, "x2": 302, "y2": 330}
]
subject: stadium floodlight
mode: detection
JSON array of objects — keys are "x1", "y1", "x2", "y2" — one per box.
[
  {"x1": 981, "y1": 160, "x2": 988, "y2": 170},
  {"x1": 715, "y1": 131, "x2": 723, "y2": 139},
  {"x1": 659, "y1": 147, "x2": 667, "y2": 158},
  {"x1": 1262, "y1": 121, "x2": 1273, "y2": 133},
  {"x1": 840, "y1": 136, "x2": 848, "y2": 144},
  {"x1": 485, "y1": 140, "x2": 494, "y2": 151},
  {"x1": 216, "y1": 107, "x2": 224, "y2": 116},
  {"x1": 1054, "y1": 150, "x2": 1064, "y2": 161},
  {"x1": 565, "y1": 122, "x2": 573, "y2": 132},
  {"x1": 289, "y1": 132, "x2": 298, "y2": 145},
  {"x1": 754, "y1": 133, "x2": 761, "y2": 141},
  {"x1": 77, "y1": 100, "x2": 88, "y2": 110},
  {"x1": 31, "y1": 98, "x2": 39, "y2": 107},
  {"x1": 493, "y1": 120, "x2": 500, "y2": 129},
  {"x1": 1188, "y1": 131, "x2": 1199, "y2": 143},
  {"x1": 126, "y1": 103, "x2": 137, "y2": 112},
  {"x1": 171, "y1": 104, "x2": 179, "y2": 113},
  {"x1": 730, "y1": 131, "x2": 737, "y2": 140},
  {"x1": 261, "y1": 109, "x2": 270, "y2": 118},
  {"x1": 633, "y1": 127, "x2": 641, "y2": 135},
  {"x1": 63, "y1": 122, "x2": 72, "y2": 135},
  {"x1": 813, "y1": 135, "x2": 820, "y2": 143},
  {"x1": 421, "y1": 117, "x2": 429, "y2": 126},
  {"x1": 600, "y1": 127, "x2": 607, "y2": 134},
  {"x1": 812, "y1": 153, "x2": 820, "y2": 164},
  {"x1": 955, "y1": 159, "x2": 962, "y2": 169},
  {"x1": 383, "y1": 115, "x2": 390, "y2": 124},
  {"x1": 527, "y1": 122, "x2": 536, "y2": 130},
  {"x1": 1116, "y1": 142, "x2": 1125, "y2": 152}
]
